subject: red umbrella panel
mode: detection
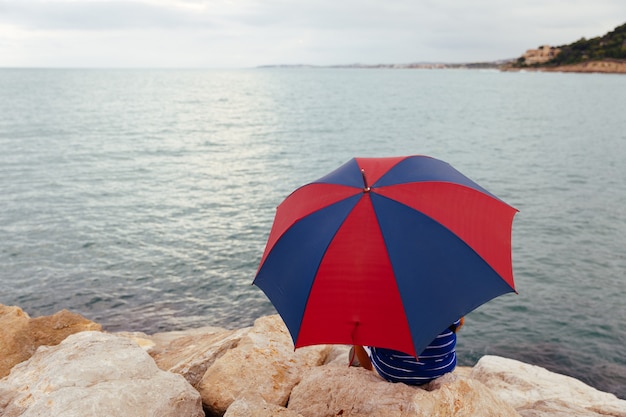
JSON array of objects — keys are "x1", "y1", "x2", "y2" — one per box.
[{"x1": 253, "y1": 155, "x2": 518, "y2": 357}]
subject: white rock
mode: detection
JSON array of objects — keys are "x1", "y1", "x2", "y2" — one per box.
[
  {"x1": 470, "y1": 355, "x2": 626, "y2": 417},
  {"x1": 0, "y1": 331, "x2": 203, "y2": 417}
]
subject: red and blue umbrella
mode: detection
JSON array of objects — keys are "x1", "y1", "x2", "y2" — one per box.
[{"x1": 253, "y1": 155, "x2": 518, "y2": 357}]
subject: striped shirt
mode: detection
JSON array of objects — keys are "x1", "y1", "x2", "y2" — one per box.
[{"x1": 367, "y1": 320, "x2": 460, "y2": 385}]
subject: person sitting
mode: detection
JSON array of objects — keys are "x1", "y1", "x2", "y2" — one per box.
[{"x1": 352, "y1": 318, "x2": 464, "y2": 385}]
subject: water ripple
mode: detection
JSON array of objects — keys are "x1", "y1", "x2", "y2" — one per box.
[{"x1": 1, "y1": 68, "x2": 625, "y2": 398}]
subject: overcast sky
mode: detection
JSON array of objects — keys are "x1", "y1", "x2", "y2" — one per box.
[{"x1": 1, "y1": 0, "x2": 624, "y2": 68}]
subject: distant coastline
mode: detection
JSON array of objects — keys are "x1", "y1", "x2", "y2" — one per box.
[
  {"x1": 258, "y1": 59, "x2": 626, "y2": 74},
  {"x1": 260, "y1": 22, "x2": 626, "y2": 75},
  {"x1": 258, "y1": 61, "x2": 508, "y2": 70}
]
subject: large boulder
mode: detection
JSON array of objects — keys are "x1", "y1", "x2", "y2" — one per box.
[
  {"x1": 197, "y1": 315, "x2": 332, "y2": 416},
  {"x1": 0, "y1": 304, "x2": 101, "y2": 378},
  {"x1": 0, "y1": 331, "x2": 204, "y2": 417},
  {"x1": 287, "y1": 364, "x2": 520, "y2": 417},
  {"x1": 470, "y1": 355, "x2": 626, "y2": 417},
  {"x1": 140, "y1": 326, "x2": 250, "y2": 387}
]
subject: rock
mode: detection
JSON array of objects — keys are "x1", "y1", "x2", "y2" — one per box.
[
  {"x1": 147, "y1": 326, "x2": 250, "y2": 387},
  {"x1": 113, "y1": 330, "x2": 157, "y2": 350},
  {"x1": 224, "y1": 392, "x2": 305, "y2": 417},
  {"x1": 0, "y1": 304, "x2": 101, "y2": 378},
  {"x1": 470, "y1": 355, "x2": 626, "y2": 417},
  {"x1": 541, "y1": 59, "x2": 626, "y2": 74},
  {"x1": 3, "y1": 306, "x2": 624, "y2": 417},
  {"x1": 323, "y1": 344, "x2": 351, "y2": 365},
  {"x1": 197, "y1": 315, "x2": 332, "y2": 416},
  {"x1": 0, "y1": 331, "x2": 204, "y2": 417},
  {"x1": 288, "y1": 364, "x2": 520, "y2": 417}
]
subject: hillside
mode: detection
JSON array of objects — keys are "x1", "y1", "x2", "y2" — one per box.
[{"x1": 515, "y1": 22, "x2": 626, "y2": 68}]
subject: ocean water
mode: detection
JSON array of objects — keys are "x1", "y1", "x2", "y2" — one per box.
[{"x1": 1, "y1": 68, "x2": 625, "y2": 398}]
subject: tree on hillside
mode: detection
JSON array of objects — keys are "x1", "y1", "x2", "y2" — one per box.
[{"x1": 517, "y1": 22, "x2": 626, "y2": 67}]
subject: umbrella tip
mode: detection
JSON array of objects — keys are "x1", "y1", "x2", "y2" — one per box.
[{"x1": 361, "y1": 169, "x2": 371, "y2": 192}]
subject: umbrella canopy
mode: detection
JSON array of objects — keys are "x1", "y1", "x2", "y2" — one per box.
[{"x1": 253, "y1": 155, "x2": 518, "y2": 357}]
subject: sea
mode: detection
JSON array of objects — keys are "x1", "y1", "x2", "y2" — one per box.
[{"x1": 1, "y1": 68, "x2": 625, "y2": 399}]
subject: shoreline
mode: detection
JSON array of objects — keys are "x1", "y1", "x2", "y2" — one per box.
[
  {"x1": 502, "y1": 59, "x2": 626, "y2": 74},
  {"x1": 2, "y1": 305, "x2": 626, "y2": 416},
  {"x1": 259, "y1": 59, "x2": 626, "y2": 74}
]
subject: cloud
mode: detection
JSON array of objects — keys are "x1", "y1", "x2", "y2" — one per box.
[
  {"x1": 0, "y1": 0, "x2": 221, "y2": 30},
  {"x1": 0, "y1": 0, "x2": 625, "y2": 67}
]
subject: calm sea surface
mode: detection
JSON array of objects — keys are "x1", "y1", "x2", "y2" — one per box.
[{"x1": 1, "y1": 68, "x2": 625, "y2": 398}]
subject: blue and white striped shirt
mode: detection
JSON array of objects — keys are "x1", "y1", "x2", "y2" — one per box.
[{"x1": 368, "y1": 320, "x2": 461, "y2": 385}]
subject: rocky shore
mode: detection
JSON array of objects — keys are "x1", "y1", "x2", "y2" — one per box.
[
  {"x1": 1, "y1": 304, "x2": 625, "y2": 417},
  {"x1": 503, "y1": 59, "x2": 626, "y2": 74}
]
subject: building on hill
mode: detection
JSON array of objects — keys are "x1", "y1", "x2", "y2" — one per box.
[{"x1": 522, "y1": 45, "x2": 561, "y2": 65}]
